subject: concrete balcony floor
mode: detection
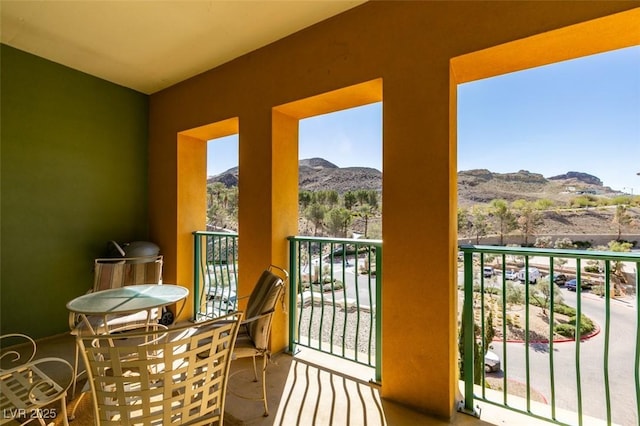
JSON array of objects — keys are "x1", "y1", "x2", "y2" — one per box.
[{"x1": 18, "y1": 333, "x2": 560, "y2": 426}]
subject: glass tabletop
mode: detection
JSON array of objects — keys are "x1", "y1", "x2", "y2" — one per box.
[{"x1": 66, "y1": 284, "x2": 189, "y2": 315}]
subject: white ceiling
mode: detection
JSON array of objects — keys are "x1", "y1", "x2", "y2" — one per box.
[{"x1": 1, "y1": 1, "x2": 365, "y2": 94}]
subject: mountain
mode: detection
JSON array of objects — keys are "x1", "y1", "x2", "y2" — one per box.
[
  {"x1": 548, "y1": 171, "x2": 603, "y2": 186},
  {"x1": 209, "y1": 160, "x2": 617, "y2": 203},
  {"x1": 457, "y1": 169, "x2": 615, "y2": 207},
  {"x1": 208, "y1": 158, "x2": 382, "y2": 194}
]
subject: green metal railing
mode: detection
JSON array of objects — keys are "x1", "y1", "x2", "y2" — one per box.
[
  {"x1": 288, "y1": 236, "x2": 382, "y2": 383},
  {"x1": 193, "y1": 231, "x2": 238, "y2": 321},
  {"x1": 460, "y1": 245, "x2": 640, "y2": 425}
]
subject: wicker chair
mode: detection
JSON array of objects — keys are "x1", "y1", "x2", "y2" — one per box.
[
  {"x1": 76, "y1": 314, "x2": 241, "y2": 425},
  {"x1": 0, "y1": 334, "x2": 73, "y2": 426},
  {"x1": 231, "y1": 265, "x2": 287, "y2": 417}
]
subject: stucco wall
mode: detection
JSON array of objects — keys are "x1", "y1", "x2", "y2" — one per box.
[
  {"x1": 147, "y1": 2, "x2": 639, "y2": 418},
  {"x1": 1, "y1": 45, "x2": 149, "y2": 338}
]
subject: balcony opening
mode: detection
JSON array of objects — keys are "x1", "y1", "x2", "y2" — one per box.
[
  {"x1": 457, "y1": 45, "x2": 640, "y2": 248},
  {"x1": 298, "y1": 102, "x2": 382, "y2": 239},
  {"x1": 206, "y1": 134, "x2": 239, "y2": 233},
  {"x1": 454, "y1": 43, "x2": 639, "y2": 425}
]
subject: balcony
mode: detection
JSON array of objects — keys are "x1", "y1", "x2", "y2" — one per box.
[
  {"x1": 188, "y1": 233, "x2": 640, "y2": 425},
  {"x1": 3, "y1": 3, "x2": 638, "y2": 425},
  {"x1": 5, "y1": 236, "x2": 636, "y2": 425}
]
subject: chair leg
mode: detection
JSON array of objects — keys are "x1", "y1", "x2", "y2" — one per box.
[
  {"x1": 68, "y1": 390, "x2": 87, "y2": 421},
  {"x1": 261, "y1": 354, "x2": 268, "y2": 417},
  {"x1": 59, "y1": 393, "x2": 70, "y2": 426},
  {"x1": 71, "y1": 344, "x2": 79, "y2": 398},
  {"x1": 251, "y1": 355, "x2": 258, "y2": 382}
]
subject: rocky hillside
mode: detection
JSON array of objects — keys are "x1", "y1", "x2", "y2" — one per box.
[
  {"x1": 457, "y1": 169, "x2": 618, "y2": 208},
  {"x1": 210, "y1": 161, "x2": 619, "y2": 204},
  {"x1": 208, "y1": 160, "x2": 638, "y2": 238},
  {"x1": 208, "y1": 158, "x2": 382, "y2": 194}
]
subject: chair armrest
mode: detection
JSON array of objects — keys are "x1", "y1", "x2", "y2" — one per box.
[
  {"x1": 0, "y1": 333, "x2": 37, "y2": 367},
  {"x1": 1, "y1": 357, "x2": 74, "y2": 405},
  {"x1": 240, "y1": 309, "x2": 274, "y2": 326}
]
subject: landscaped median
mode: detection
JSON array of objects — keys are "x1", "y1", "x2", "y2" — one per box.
[{"x1": 470, "y1": 280, "x2": 599, "y2": 344}]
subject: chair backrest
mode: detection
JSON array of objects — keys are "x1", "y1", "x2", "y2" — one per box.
[
  {"x1": 245, "y1": 266, "x2": 287, "y2": 350},
  {"x1": 77, "y1": 314, "x2": 241, "y2": 425},
  {"x1": 93, "y1": 255, "x2": 163, "y2": 292}
]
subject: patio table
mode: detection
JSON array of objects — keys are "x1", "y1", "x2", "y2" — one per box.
[{"x1": 66, "y1": 284, "x2": 189, "y2": 335}]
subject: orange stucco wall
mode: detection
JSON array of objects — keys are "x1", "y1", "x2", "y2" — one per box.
[{"x1": 148, "y1": 2, "x2": 639, "y2": 419}]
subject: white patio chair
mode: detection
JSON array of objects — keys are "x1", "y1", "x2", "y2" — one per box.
[
  {"x1": 0, "y1": 333, "x2": 73, "y2": 426},
  {"x1": 230, "y1": 265, "x2": 287, "y2": 416},
  {"x1": 76, "y1": 314, "x2": 241, "y2": 425},
  {"x1": 69, "y1": 255, "x2": 164, "y2": 412}
]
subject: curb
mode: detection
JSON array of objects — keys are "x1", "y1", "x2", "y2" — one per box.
[{"x1": 498, "y1": 320, "x2": 601, "y2": 344}]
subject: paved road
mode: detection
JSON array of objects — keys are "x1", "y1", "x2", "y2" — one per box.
[
  {"x1": 307, "y1": 258, "x2": 377, "y2": 308},
  {"x1": 490, "y1": 288, "x2": 638, "y2": 425}
]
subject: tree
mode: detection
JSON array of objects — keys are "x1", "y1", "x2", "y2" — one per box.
[
  {"x1": 489, "y1": 199, "x2": 517, "y2": 245},
  {"x1": 512, "y1": 199, "x2": 543, "y2": 246},
  {"x1": 470, "y1": 205, "x2": 490, "y2": 244},
  {"x1": 606, "y1": 240, "x2": 633, "y2": 295},
  {"x1": 299, "y1": 191, "x2": 313, "y2": 209},
  {"x1": 612, "y1": 204, "x2": 632, "y2": 240},
  {"x1": 355, "y1": 189, "x2": 370, "y2": 206},
  {"x1": 530, "y1": 278, "x2": 564, "y2": 316},
  {"x1": 343, "y1": 191, "x2": 357, "y2": 210},
  {"x1": 326, "y1": 190, "x2": 339, "y2": 207},
  {"x1": 305, "y1": 203, "x2": 326, "y2": 236},
  {"x1": 326, "y1": 208, "x2": 352, "y2": 237},
  {"x1": 458, "y1": 208, "x2": 469, "y2": 236},
  {"x1": 356, "y1": 204, "x2": 376, "y2": 238}
]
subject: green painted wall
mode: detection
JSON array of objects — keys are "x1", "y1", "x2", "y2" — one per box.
[{"x1": 1, "y1": 45, "x2": 149, "y2": 338}]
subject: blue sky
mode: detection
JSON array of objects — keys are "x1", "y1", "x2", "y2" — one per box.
[{"x1": 208, "y1": 45, "x2": 639, "y2": 194}]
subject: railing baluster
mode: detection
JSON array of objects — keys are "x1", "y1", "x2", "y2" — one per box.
[
  {"x1": 367, "y1": 245, "x2": 375, "y2": 366},
  {"x1": 635, "y1": 260, "x2": 640, "y2": 423},
  {"x1": 524, "y1": 255, "x2": 531, "y2": 412},
  {"x1": 342, "y1": 244, "x2": 349, "y2": 358},
  {"x1": 480, "y1": 254, "x2": 487, "y2": 399},
  {"x1": 375, "y1": 245, "x2": 382, "y2": 383},
  {"x1": 193, "y1": 231, "x2": 239, "y2": 321},
  {"x1": 459, "y1": 245, "x2": 639, "y2": 425},
  {"x1": 462, "y1": 249, "x2": 476, "y2": 415},
  {"x1": 548, "y1": 256, "x2": 557, "y2": 421},
  {"x1": 575, "y1": 258, "x2": 583, "y2": 426},
  {"x1": 289, "y1": 238, "x2": 298, "y2": 354},
  {"x1": 286, "y1": 236, "x2": 381, "y2": 373},
  {"x1": 501, "y1": 253, "x2": 508, "y2": 406},
  {"x1": 603, "y1": 260, "x2": 612, "y2": 425}
]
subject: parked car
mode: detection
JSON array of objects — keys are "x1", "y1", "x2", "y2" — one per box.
[
  {"x1": 565, "y1": 279, "x2": 592, "y2": 291},
  {"x1": 518, "y1": 267, "x2": 541, "y2": 284},
  {"x1": 504, "y1": 269, "x2": 518, "y2": 281},
  {"x1": 484, "y1": 350, "x2": 501, "y2": 373},
  {"x1": 483, "y1": 266, "x2": 495, "y2": 278},
  {"x1": 552, "y1": 273, "x2": 568, "y2": 286}
]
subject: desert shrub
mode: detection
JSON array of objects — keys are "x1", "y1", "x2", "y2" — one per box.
[
  {"x1": 584, "y1": 264, "x2": 603, "y2": 273},
  {"x1": 554, "y1": 324, "x2": 576, "y2": 338},
  {"x1": 570, "y1": 195, "x2": 598, "y2": 208},
  {"x1": 573, "y1": 240, "x2": 592, "y2": 249},
  {"x1": 554, "y1": 238, "x2": 576, "y2": 249},
  {"x1": 553, "y1": 303, "x2": 575, "y2": 316},
  {"x1": 505, "y1": 282, "x2": 524, "y2": 306},
  {"x1": 473, "y1": 285, "x2": 501, "y2": 295},
  {"x1": 534, "y1": 236, "x2": 553, "y2": 248},
  {"x1": 555, "y1": 314, "x2": 595, "y2": 338}
]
